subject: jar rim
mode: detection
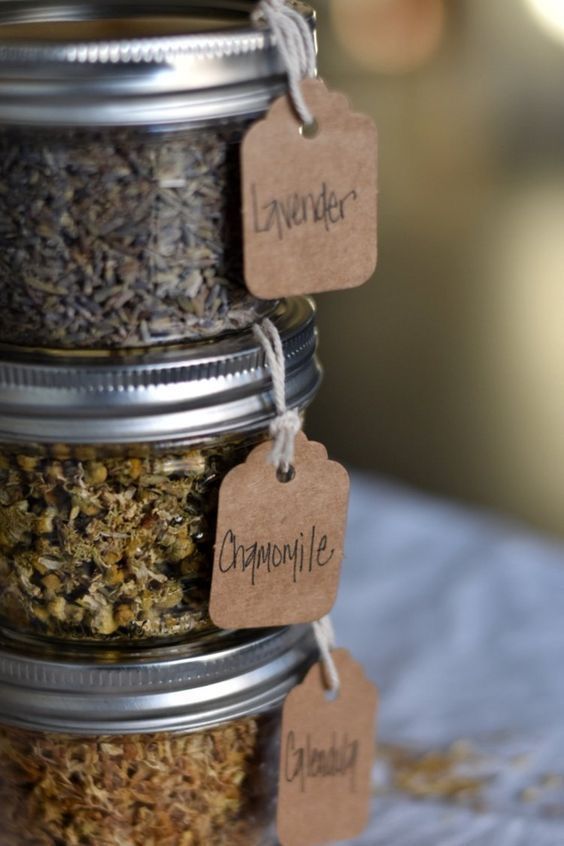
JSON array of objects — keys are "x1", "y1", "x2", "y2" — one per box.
[
  {"x1": 0, "y1": 0, "x2": 315, "y2": 127},
  {"x1": 0, "y1": 298, "x2": 321, "y2": 445},
  {"x1": 0, "y1": 625, "x2": 318, "y2": 734}
]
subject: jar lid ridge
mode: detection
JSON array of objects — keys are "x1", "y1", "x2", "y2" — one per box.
[
  {"x1": 0, "y1": 298, "x2": 322, "y2": 444},
  {"x1": 0, "y1": 0, "x2": 315, "y2": 126},
  {"x1": 0, "y1": 626, "x2": 319, "y2": 734}
]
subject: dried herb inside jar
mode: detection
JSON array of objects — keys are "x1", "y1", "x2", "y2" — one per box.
[
  {"x1": 0, "y1": 717, "x2": 274, "y2": 846},
  {"x1": 0, "y1": 437, "x2": 260, "y2": 642},
  {"x1": 0, "y1": 124, "x2": 270, "y2": 349}
]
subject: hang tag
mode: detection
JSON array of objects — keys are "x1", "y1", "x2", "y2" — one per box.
[
  {"x1": 209, "y1": 432, "x2": 350, "y2": 629},
  {"x1": 242, "y1": 78, "x2": 378, "y2": 299},
  {"x1": 277, "y1": 649, "x2": 378, "y2": 846}
]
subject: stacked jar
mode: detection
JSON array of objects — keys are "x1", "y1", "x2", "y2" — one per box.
[{"x1": 0, "y1": 2, "x2": 323, "y2": 844}]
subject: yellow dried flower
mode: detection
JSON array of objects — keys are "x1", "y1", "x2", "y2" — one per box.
[
  {"x1": 0, "y1": 437, "x2": 262, "y2": 642},
  {"x1": 0, "y1": 718, "x2": 270, "y2": 846}
]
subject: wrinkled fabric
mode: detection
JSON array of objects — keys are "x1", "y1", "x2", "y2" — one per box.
[{"x1": 336, "y1": 474, "x2": 564, "y2": 844}]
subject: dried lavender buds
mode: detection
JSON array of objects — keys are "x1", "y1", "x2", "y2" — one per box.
[
  {"x1": 0, "y1": 125, "x2": 270, "y2": 349},
  {"x1": 0, "y1": 717, "x2": 277, "y2": 846},
  {"x1": 0, "y1": 436, "x2": 261, "y2": 642}
]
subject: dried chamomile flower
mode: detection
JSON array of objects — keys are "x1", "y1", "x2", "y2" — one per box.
[{"x1": 0, "y1": 436, "x2": 261, "y2": 642}]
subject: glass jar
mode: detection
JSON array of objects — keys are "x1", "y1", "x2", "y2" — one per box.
[
  {"x1": 0, "y1": 298, "x2": 321, "y2": 644},
  {"x1": 0, "y1": 0, "x2": 313, "y2": 349},
  {"x1": 0, "y1": 625, "x2": 319, "y2": 846}
]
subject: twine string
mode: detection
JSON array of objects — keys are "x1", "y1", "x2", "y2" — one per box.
[
  {"x1": 253, "y1": 0, "x2": 317, "y2": 126},
  {"x1": 313, "y1": 616, "x2": 341, "y2": 695},
  {"x1": 254, "y1": 318, "x2": 302, "y2": 474}
]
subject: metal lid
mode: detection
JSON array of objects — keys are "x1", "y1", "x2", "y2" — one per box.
[
  {"x1": 0, "y1": 0, "x2": 314, "y2": 126},
  {"x1": 0, "y1": 298, "x2": 320, "y2": 444},
  {"x1": 0, "y1": 625, "x2": 318, "y2": 734}
]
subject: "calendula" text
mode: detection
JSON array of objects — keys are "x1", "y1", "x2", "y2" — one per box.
[{"x1": 284, "y1": 731, "x2": 360, "y2": 793}]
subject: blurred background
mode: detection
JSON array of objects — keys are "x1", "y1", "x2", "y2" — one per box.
[{"x1": 307, "y1": 0, "x2": 564, "y2": 538}]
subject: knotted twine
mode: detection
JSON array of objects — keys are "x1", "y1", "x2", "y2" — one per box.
[
  {"x1": 252, "y1": 0, "x2": 317, "y2": 126},
  {"x1": 253, "y1": 320, "x2": 341, "y2": 693},
  {"x1": 253, "y1": 318, "x2": 302, "y2": 475}
]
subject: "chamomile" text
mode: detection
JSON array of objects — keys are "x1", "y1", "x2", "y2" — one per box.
[{"x1": 218, "y1": 524, "x2": 335, "y2": 587}]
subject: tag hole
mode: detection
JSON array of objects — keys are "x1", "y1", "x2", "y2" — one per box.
[
  {"x1": 300, "y1": 118, "x2": 319, "y2": 140},
  {"x1": 277, "y1": 465, "x2": 296, "y2": 484}
]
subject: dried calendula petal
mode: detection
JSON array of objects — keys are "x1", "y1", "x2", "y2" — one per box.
[
  {"x1": 0, "y1": 436, "x2": 263, "y2": 643},
  {"x1": 0, "y1": 717, "x2": 274, "y2": 846}
]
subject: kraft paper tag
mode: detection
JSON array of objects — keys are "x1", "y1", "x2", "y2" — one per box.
[
  {"x1": 242, "y1": 78, "x2": 378, "y2": 299},
  {"x1": 277, "y1": 649, "x2": 379, "y2": 846},
  {"x1": 209, "y1": 432, "x2": 350, "y2": 629}
]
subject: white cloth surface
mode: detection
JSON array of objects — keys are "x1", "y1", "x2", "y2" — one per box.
[{"x1": 334, "y1": 474, "x2": 564, "y2": 845}]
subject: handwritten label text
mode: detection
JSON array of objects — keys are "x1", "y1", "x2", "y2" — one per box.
[
  {"x1": 218, "y1": 524, "x2": 335, "y2": 587},
  {"x1": 284, "y1": 730, "x2": 360, "y2": 793},
  {"x1": 252, "y1": 182, "x2": 358, "y2": 241}
]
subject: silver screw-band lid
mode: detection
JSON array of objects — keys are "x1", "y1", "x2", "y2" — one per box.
[
  {"x1": 0, "y1": 626, "x2": 318, "y2": 734},
  {"x1": 0, "y1": 0, "x2": 315, "y2": 126},
  {"x1": 0, "y1": 298, "x2": 321, "y2": 444}
]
